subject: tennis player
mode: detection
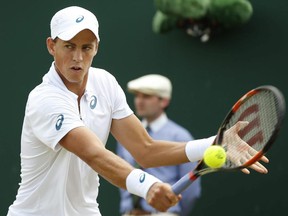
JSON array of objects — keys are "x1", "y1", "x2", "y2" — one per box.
[{"x1": 7, "y1": 5, "x2": 268, "y2": 216}]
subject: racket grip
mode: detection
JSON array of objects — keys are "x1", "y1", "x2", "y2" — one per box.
[{"x1": 172, "y1": 172, "x2": 195, "y2": 195}]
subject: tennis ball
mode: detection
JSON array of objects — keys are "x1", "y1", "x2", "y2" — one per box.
[{"x1": 203, "y1": 145, "x2": 226, "y2": 168}]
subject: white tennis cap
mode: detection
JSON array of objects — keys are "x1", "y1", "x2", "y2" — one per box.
[
  {"x1": 127, "y1": 74, "x2": 172, "y2": 99},
  {"x1": 50, "y1": 6, "x2": 100, "y2": 41}
]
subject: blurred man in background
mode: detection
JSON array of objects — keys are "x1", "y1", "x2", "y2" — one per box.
[{"x1": 117, "y1": 74, "x2": 201, "y2": 216}]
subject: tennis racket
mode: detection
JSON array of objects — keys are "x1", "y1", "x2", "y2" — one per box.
[{"x1": 172, "y1": 85, "x2": 286, "y2": 194}]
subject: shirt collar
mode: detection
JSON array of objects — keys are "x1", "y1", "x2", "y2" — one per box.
[{"x1": 142, "y1": 113, "x2": 168, "y2": 133}]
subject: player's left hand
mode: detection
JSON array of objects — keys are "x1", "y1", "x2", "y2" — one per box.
[{"x1": 223, "y1": 121, "x2": 269, "y2": 174}]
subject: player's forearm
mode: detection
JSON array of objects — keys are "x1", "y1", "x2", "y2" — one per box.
[
  {"x1": 85, "y1": 147, "x2": 163, "y2": 201},
  {"x1": 87, "y1": 148, "x2": 133, "y2": 189},
  {"x1": 60, "y1": 127, "x2": 133, "y2": 189},
  {"x1": 135, "y1": 140, "x2": 188, "y2": 168},
  {"x1": 136, "y1": 136, "x2": 215, "y2": 168}
]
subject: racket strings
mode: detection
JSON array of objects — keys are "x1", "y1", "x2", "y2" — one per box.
[{"x1": 222, "y1": 90, "x2": 280, "y2": 169}]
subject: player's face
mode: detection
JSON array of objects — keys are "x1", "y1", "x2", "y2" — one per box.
[
  {"x1": 134, "y1": 92, "x2": 169, "y2": 122},
  {"x1": 47, "y1": 29, "x2": 98, "y2": 92}
]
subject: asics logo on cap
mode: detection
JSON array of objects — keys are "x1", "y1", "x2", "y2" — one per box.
[
  {"x1": 139, "y1": 173, "x2": 146, "y2": 183},
  {"x1": 56, "y1": 114, "x2": 64, "y2": 131},
  {"x1": 76, "y1": 15, "x2": 84, "y2": 23}
]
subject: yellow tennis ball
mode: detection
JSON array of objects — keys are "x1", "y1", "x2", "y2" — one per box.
[{"x1": 203, "y1": 145, "x2": 226, "y2": 168}]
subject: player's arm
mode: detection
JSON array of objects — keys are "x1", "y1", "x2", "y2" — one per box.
[
  {"x1": 59, "y1": 126, "x2": 132, "y2": 189},
  {"x1": 111, "y1": 114, "x2": 269, "y2": 173},
  {"x1": 111, "y1": 114, "x2": 205, "y2": 168},
  {"x1": 59, "y1": 126, "x2": 180, "y2": 211}
]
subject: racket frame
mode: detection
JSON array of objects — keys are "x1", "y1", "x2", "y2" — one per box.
[{"x1": 172, "y1": 85, "x2": 286, "y2": 194}]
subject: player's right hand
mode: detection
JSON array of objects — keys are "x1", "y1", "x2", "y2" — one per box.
[{"x1": 146, "y1": 182, "x2": 181, "y2": 212}]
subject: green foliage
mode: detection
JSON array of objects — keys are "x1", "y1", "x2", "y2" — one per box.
[
  {"x1": 208, "y1": 0, "x2": 253, "y2": 27},
  {"x1": 152, "y1": 0, "x2": 253, "y2": 34}
]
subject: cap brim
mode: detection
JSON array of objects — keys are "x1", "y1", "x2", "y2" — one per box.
[{"x1": 57, "y1": 25, "x2": 99, "y2": 41}]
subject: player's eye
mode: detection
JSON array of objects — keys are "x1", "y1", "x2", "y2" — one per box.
[
  {"x1": 83, "y1": 46, "x2": 92, "y2": 51},
  {"x1": 64, "y1": 44, "x2": 73, "y2": 49}
]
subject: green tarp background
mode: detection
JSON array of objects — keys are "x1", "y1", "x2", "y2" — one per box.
[{"x1": 1, "y1": 0, "x2": 287, "y2": 215}]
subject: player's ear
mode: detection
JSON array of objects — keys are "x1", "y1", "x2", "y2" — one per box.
[{"x1": 46, "y1": 37, "x2": 56, "y2": 56}]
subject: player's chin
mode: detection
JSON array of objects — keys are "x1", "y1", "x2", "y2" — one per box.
[{"x1": 66, "y1": 74, "x2": 86, "y2": 83}]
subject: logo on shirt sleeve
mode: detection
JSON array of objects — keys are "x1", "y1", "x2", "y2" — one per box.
[{"x1": 55, "y1": 114, "x2": 64, "y2": 131}]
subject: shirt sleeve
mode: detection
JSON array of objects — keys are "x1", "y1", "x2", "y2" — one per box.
[
  {"x1": 26, "y1": 87, "x2": 85, "y2": 151},
  {"x1": 109, "y1": 75, "x2": 133, "y2": 119}
]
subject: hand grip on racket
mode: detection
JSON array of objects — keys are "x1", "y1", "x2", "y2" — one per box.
[{"x1": 172, "y1": 85, "x2": 286, "y2": 195}]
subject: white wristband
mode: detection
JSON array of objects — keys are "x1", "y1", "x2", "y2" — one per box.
[
  {"x1": 185, "y1": 135, "x2": 216, "y2": 162},
  {"x1": 126, "y1": 169, "x2": 162, "y2": 200}
]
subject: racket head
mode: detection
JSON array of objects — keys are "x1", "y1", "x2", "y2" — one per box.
[
  {"x1": 172, "y1": 85, "x2": 285, "y2": 194},
  {"x1": 215, "y1": 85, "x2": 286, "y2": 170}
]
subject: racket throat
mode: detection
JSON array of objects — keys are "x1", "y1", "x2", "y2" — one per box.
[{"x1": 189, "y1": 172, "x2": 199, "y2": 181}]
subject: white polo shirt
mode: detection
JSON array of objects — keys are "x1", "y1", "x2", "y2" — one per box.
[{"x1": 7, "y1": 62, "x2": 133, "y2": 216}]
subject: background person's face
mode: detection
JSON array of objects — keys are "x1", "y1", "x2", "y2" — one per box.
[{"x1": 134, "y1": 92, "x2": 168, "y2": 121}]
